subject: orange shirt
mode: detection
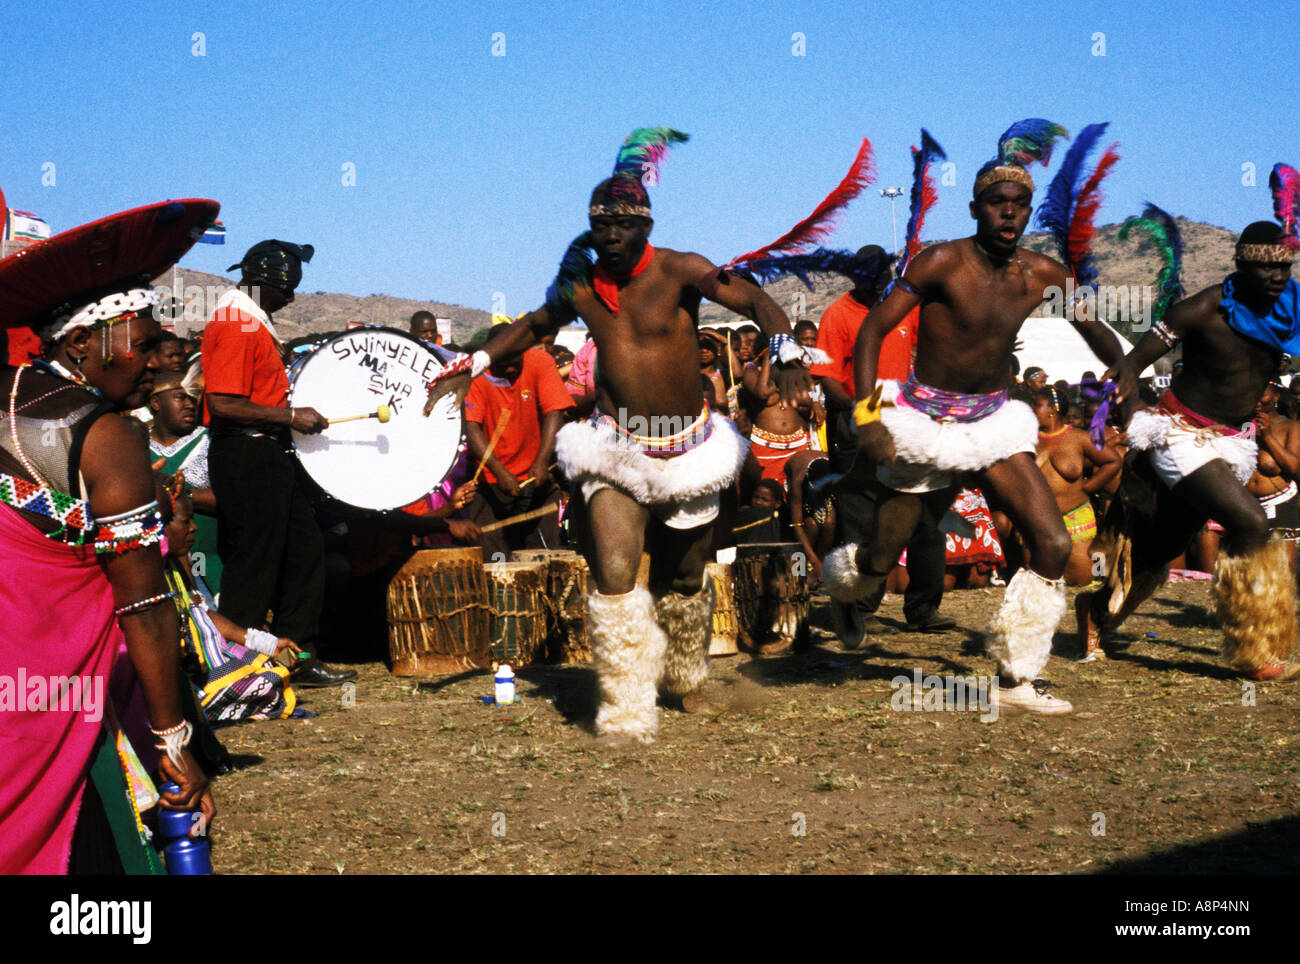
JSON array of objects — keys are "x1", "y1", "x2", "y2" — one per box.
[
  {"x1": 464, "y1": 348, "x2": 575, "y2": 484},
  {"x1": 809, "y1": 292, "x2": 918, "y2": 397},
  {"x1": 201, "y1": 292, "x2": 289, "y2": 425}
]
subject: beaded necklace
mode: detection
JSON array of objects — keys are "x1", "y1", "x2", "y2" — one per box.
[{"x1": 1, "y1": 365, "x2": 94, "y2": 542}]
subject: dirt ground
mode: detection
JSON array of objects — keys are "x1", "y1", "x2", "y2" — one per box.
[{"x1": 210, "y1": 581, "x2": 1300, "y2": 874}]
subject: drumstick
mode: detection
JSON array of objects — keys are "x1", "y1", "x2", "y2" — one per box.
[
  {"x1": 479, "y1": 500, "x2": 560, "y2": 534},
  {"x1": 517, "y1": 461, "x2": 558, "y2": 490},
  {"x1": 470, "y1": 409, "x2": 512, "y2": 485},
  {"x1": 733, "y1": 511, "x2": 780, "y2": 533},
  {"x1": 330, "y1": 404, "x2": 392, "y2": 425}
]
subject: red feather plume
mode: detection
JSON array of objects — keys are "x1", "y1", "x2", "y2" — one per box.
[
  {"x1": 1066, "y1": 144, "x2": 1119, "y2": 286},
  {"x1": 905, "y1": 147, "x2": 938, "y2": 267},
  {"x1": 726, "y1": 139, "x2": 875, "y2": 268}
]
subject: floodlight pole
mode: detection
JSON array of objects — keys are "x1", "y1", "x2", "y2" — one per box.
[{"x1": 879, "y1": 187, "x2": 904, "y2": 255}]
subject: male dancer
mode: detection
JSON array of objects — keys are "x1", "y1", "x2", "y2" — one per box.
[
  {"x1": 823, "y1": 120, "x2": 1126, "y2": 713},
  {"x1": 1084, "y1": 216, "x2": 1300, "y2": 679},
  {"x1": 428, "y1": 129, "x2": 811, "y2": 742}
]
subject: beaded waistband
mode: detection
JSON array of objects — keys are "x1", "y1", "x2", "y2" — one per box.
[
  {"x1": 897, "y1": 374, "x2": 1008, "y2": 423},
  {"x1": 592, "y1": 406, "x2": 712, "y2": 458},
  {"x1": 750, "y1": 424, "x2": 810, "y2": 449}
]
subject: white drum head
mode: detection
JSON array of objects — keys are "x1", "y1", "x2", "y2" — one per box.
[{"x1": 289, "y1": 328, "x2": 462, "y2": 511}]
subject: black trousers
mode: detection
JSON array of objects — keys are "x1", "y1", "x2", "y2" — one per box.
[
  {"x1": 827, "y1": 406, "x2": 945, "y2": 623},
  {"x1": 209, "y1": 434, "x2": 325, "y2": 647},
  {"x1": 468, "y1": 479, "x2": 563, "y2": 561},
  {"x1": 834, "y1": 486, "x2": 946, "y2": 623}
]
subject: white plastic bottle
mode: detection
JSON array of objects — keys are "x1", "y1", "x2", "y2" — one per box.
[{"x1": 494, "y1": 664, "x2": 515, "y2": 705}]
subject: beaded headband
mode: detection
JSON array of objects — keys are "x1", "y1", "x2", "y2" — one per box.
[
  {"x1": 1236, "y1": 242, "x2": 1296, "y2": 264},
  {"x1": 45, "y1": 287, "x2": 159, "y2": 342},
  {"x1": 973, "y1": 166, "x2": 1036, "y2": 199},
  {"x1": 589, "y1": 203, "x2": 651, "y2": 219}
]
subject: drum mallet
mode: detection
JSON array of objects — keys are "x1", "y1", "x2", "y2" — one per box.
[
  {"x1": 470, "y1": 409, "x2": 512, "y2": 485},
  {"x1": 330, "y1": 404, "x2": 392, "y2": 425}
]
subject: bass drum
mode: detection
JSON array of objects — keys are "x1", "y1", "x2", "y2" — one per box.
[{"x1": 288, "y1": 327, "x2": 462, "y2": 511}]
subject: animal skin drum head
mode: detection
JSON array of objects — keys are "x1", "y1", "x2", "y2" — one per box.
[{"x1": 289, "y1": 328, "x2": 462, "y2": 511}]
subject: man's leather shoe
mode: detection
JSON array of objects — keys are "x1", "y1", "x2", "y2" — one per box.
[
  {"x1": 289, "y1": 658, "x2": 358, "y2": 689},
  {"x1": 907, "y1": 611, "x2": 957, "y2": 633}
]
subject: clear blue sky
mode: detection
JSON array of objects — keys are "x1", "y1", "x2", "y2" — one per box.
[{"x1": 1, "y1": 0, "x2": 1295, "y2": 314}]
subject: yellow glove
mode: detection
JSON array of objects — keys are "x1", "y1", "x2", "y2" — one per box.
[{"x1": 854, "y1": 384, "x2": 885, "y2": 428}]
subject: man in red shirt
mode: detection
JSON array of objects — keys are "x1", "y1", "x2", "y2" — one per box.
[
  {"x1": 811, "y1": 246, "x2": 953, "y2": 643},
  {"x1": 464, "y1": 327, "x2": 576, "y2": 558},
  {"x1": 202, "y1": 240, "x2": 355, "y2": 689}
]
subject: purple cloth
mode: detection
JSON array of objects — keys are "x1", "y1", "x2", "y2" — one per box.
[
  {"x1": 898, "y1": 374, "x2": 1007, "y2": 423},
  {"x1": 1079, "y1": 376, "x2": 1117, "y2": 448}
]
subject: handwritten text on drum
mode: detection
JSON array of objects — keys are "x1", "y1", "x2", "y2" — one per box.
[{"x1": 331, "y1": 334, "x2": 442, "y2": 415}]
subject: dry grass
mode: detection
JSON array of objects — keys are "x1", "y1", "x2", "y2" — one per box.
[{"x1": 209, "y1": 581, "x2": 1300, "y2": 874}]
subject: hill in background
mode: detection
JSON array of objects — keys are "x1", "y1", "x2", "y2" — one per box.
[
  {"x1": 170, "y1": 218, "x2": 1237, "y2": 346},
  {"x1": 161, "y1": 267, "x2": 491, "y2": 345},
  {"x1": 699, "y1": 218, "x2": 1238, "y2": 342}
]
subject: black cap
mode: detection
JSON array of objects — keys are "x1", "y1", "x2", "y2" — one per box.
[{"x1": 229, "y1": 240, "x2": 314, "y2": 293}]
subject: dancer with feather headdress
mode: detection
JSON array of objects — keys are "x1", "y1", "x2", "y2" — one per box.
[
  {"x1": 754, "y1": 131, "x2": 957, "y2": 640},
  {"x1": 820, "y1": 119, "x2": 1128, "y2": 714},
  {"x1": 424, "y1": 128, "x2": 819, "y2": 744},
  {"x1": 1084, "y1": 167, "x2": 1300, "y2": 680}
]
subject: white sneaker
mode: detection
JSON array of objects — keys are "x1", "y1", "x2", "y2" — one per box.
[{"x1": 993, "y1": 682, "x2": 1073, "y2": 715}]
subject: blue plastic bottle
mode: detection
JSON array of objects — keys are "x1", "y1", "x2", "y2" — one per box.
[{"x1": 157, "y1": 782, "x2": 213, "y2": 875}]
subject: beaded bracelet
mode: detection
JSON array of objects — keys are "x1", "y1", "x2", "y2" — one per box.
[
  {"x1": 114, "y1": 590, "x2": 175, "y2": 617},
  {"x1": 151, "y1": 719, "x2": 193, "y2": 769},
  {"x1": 150, "y1": 719, "x2": 189, "y2": 737}
]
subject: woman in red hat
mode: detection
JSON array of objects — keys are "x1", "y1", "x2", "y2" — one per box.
[{"x1": 0, "y1": 200, "x2": 218, "y2": 873}]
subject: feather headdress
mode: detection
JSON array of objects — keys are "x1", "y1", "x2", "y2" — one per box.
[
  {"x1": 1035, "y1": 123, "x2": 1119, "y2": 288},
  {"x1": 973, "y1": 118, "x2": 1069, "y2": 198},
  {"x1": 998, "y1": 118, "x2": 1069, "y2": 168},
  {"x1": 898, "y1": 130, "x2": 946, "y2": 275},
  {"x1": 549, "y1": 127, "x2": 690, "y2": 314},
  {"x1": 1117, "y1": 203, "x2": 1184, "y2": 322},
  {"x1": 611, "y1": 127, "x2": 690, "y2": 184},
  {"x1": 724, "y1": 139, "x2": 876, "y2": 268},
  {"x1": 1270, "y1": 163, "x2": 1300, "y2": 250}
]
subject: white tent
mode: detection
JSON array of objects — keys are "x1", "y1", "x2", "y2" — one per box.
[
  {"x1": 1014, "y1": 316, "x2": 1154, "y2": 384},
  {"x1": 553, "y1": 323, "x2": 590, "y2": 353}
]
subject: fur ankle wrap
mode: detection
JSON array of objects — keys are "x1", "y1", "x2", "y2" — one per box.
[{"x1": 987, "y1": 568, "x2": 1066, "y2": 684}]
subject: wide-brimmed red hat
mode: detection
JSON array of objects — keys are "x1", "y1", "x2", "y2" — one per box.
[{"x1": 0, "y1": 198, "x2": 219, "y2": 331}]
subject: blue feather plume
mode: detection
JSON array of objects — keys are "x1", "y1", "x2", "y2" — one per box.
[
  {"x1": 734, "y1": 247, "x2": 893, "y2": 292},
  {"x1": 897, "y1": 129, "x2": 946, "y2": 275},
  {"x1": 1036, "y1": 122, "x2": 1109, "y2": 258}
]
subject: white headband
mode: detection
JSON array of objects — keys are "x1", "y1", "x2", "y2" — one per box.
[{"x1": 45, "y1": 287, "x2": 159, "y2": 342}]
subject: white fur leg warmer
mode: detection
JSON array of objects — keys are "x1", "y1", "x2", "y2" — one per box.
[
  {"x1": 822, "y1": 543, "x2": 884, "y2": 602},
  {"x1": 656, "y1": 582, "x2": 714, "y2": 698},
  {"x1": 588, "y1": 587, "x2": 666, "y2": 743},
  {"x1": 986, "y1": 569, "x2": 1066, "y2": 684}
]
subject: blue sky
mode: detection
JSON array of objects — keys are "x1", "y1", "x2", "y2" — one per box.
[{"x1": 1, "y1": 0, "x2": 1295, "y2": 313}]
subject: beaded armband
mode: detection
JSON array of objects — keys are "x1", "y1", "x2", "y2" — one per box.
[
  {"x1": 0, "y1": 471, "x2": 94, "y2": 544},
  {"x1": 1152, "y1": 320, "x2": 1179, "y2": 349},
  {"x1": 93, "y1": 501, "x2": 164, "y2": 556}
]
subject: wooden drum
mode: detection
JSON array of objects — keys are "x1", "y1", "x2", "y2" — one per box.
[
  {"x1": 511, "y1": 548, "x2": 592, "y2": 664},
  {"x1": 707, "y1": 562, "x2": 738, "y2": 656},
  {"x1": 387, "y1": 547, "x2": 490, "y2": 676},
  {"x1": 483, "y1": 561, "x2": 547, "y2": 667},
  {"x1": 734, "y1": 542, "x2": 811, "y2": 653}
]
